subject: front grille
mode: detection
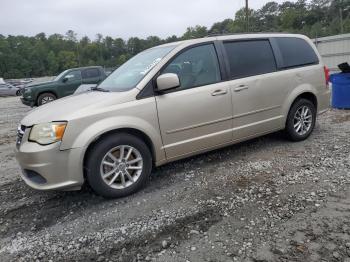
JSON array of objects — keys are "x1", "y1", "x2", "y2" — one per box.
[{"x1": 16, "y1": 125, "x2": 26, "y2": 148}]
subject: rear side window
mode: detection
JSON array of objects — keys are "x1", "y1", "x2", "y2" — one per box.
[
  {"x1": 82, "y1": 68, "x2": 100, "y2": 79},
  {"x1": 223, "y1": 40, "x2": 277, "y2": 79},
  {"x1": 275, "y1": 37, "x2": 319, "y2": 69}
]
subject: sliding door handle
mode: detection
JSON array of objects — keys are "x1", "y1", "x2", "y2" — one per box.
[
  {"x1": 211, "y1": 89, "x2": 227, "y2": 96},
  {"x1": 234, "y1": 85, "x2": 249, "y2": 92}
]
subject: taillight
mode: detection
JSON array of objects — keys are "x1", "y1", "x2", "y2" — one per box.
[{"x1": 324, "y1": 66, "x2": 330, "y2": 87}]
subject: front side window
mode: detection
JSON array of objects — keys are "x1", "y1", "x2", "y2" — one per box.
[
  {"x1": 99, "y1": 45, "x2": 177, "y2": 92},
  {"x1": 64, "y1": 70, "x2": 81, "y2": 81},
  {"x1": 54, "y1": 70, "x2": 69, "y2": 81},
  {"x1": 224, "y1": 40, "x2": 277, "y2": 79},
  {"x1": 275, "y1": 37, "x2": 319, "y2": 69},
  {"x1": 162, "y1": 44, "x2": 221, "y2": 90}
]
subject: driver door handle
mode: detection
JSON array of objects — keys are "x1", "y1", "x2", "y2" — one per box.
[{"x1": 211, "y1": 89, "x2": 227, "y2": 96}]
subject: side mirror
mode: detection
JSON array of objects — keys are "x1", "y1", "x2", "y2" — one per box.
[
  {"x1": 156, "y1": 73, "x2": 180, "y2": 92},
  {"x1": 62, "y1": 77, "x2": 68, "y2": 83}
]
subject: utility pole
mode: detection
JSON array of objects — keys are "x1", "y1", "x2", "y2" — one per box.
[
  {"x1": 339, "y1": 7, "x2": 344, "y2": 34},
  {"x1": 76, "y1": 43, "x2": 80, "y2": 67},
  {"x1": 245, "y1": 0, "x2": 249, "y2": 32}
]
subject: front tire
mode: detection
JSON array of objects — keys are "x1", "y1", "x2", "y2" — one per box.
[
  {"x1": 85, "y1": 133, "x2": 152, "y2": 198},
  {"x1": 285, "y1": 98, "x2": 316, "y2": 141},
  {"x1": 37, "y1": 92, "x2": 56, "y2": 106}
]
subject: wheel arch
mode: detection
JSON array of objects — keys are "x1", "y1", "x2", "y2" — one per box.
[
  {"x1": 283, "y1": 82, "x2": 318, "y2": 118},
  {"x1": 36, "y1": 90, "x2": 58, "y2": 105},
  {"x1": 291, "y1": 92, "x2": 318, "y2": 110},
  {"x1": 83, "y1": 127, "x2": 156, "y2": 166},
  {"x1": 284, "y1": 90, "x2": 318, "y2": 127}
]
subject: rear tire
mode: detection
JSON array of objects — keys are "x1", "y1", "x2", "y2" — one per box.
[
  {"x1": 285, "y1": 98, "x2": 316, "y2": 141},
  {"x1": 37, "y1": 92, "x2": 56, "y2": 106},
  {"x1": 85, "y1": 133, "x2": 152, "y2": 198}
]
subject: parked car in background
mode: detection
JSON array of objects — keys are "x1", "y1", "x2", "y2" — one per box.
[
  {"x1": 22, "y1": 78, "x2": 34, "y2": 84},
  {"x1": 0, "y1": 78, "x2": 22, "y2": 96},
  {"x1": 21, "y1": 66, "x2": 106, "y2": 106},
  {"x1": 15, "y1": 34, "x2": 330, "y2": 198},
  {"x1": 6, "y1": 80, "x2": 27, "y2": 94}
]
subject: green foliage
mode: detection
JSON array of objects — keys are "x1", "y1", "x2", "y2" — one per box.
[
  {"x1": 57, "y1": 51, "x2": 77, "y2": 70},
  {"x1": 0, "y1": 0, "x2": 349, "y2": 78},
  {"x1": 182, "y1": 25, "x2": 208, "y2": 39}
]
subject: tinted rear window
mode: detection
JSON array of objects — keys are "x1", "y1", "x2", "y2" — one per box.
[
  {"x1": 224, "y1": 40, "x2": 277, "y2": 79},
  {"x1": 82, "y1": 68, "x2": 100, "y2": 78},
  {"x1": 275, "y1": 37, "x2": 319, "y2": 69}
]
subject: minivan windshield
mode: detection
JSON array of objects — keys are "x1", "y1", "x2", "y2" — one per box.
[{"x1": 99, "y1": 45, "x2": 177, "y2": 92}]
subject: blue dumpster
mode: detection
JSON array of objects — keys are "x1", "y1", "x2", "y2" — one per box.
[{"x1": 330, "y1": 73, "x2": 350, "y2": 109}]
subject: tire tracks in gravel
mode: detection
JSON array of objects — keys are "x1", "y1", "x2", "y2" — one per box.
[
  {"x1": 83, "y1": 207, "x2": 223, "y2": 262},
  {"x1": 0, "y1": 187, "x2": 105, "y2": 238},
  {"x1": 1, "y1": 103, "x2": 350, "y2": 261}
]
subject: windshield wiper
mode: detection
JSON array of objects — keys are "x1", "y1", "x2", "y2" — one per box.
[{"x1": 91, "y1": 86, "x2": 110, "y2": 92}]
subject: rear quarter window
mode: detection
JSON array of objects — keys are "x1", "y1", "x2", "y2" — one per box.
[
  {"x1": 275, "y1": 37, "x2": 319, "y2": 69},
  {"x1": 82, "y1": 68, "x2": 101, "y2": 79}
]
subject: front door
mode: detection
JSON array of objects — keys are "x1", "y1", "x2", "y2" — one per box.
[
  {"x1": 156, "y1": 43, "x2": 233, "y2": 160},
  {"x1": 61, "y1": 70, "x2": 82, "y2": 97}
]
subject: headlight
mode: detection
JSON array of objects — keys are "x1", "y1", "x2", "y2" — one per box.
[
  {"x1": 23, "y1": 88, "x2": 31, "y2": 97},
  {"x1": 29, "y1": 122, "x2": 67, "y2": 145}
]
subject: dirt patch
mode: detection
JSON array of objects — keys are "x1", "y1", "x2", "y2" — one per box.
[
  {"x1": 93, "y1": 207, "x2": 223, "y2": 262},
  {"x1": 331, "y1": 110, "x2": 350, "y2": 123}
]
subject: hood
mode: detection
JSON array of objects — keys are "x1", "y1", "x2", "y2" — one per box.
[
  {"x1": 21, "y1": 90, "x2": 137, "y2": 126},
  {"x1": 26, "y1": 80, "x2": 55, "y2": 88},
  {"x1": 74, "y1": 84, "x2": 97, "y2": 94}
]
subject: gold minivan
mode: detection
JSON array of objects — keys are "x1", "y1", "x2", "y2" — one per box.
[{"x1": 15, "y1": 34, "x2": 330, "y2": 198}]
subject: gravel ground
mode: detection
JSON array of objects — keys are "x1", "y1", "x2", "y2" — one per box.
[{"x1": 0, "y1": 96, "x2": 350, "y2": 262}]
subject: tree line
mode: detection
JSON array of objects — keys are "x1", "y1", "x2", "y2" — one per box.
[{"x1": 0, "y1": 0, "x2": 349, "y2": 79}]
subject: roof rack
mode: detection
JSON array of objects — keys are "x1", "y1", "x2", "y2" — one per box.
[{"x1": 206, "y1": 31, "x2": 293, "y2": 37}]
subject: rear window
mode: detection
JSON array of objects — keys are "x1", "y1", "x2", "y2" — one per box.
[
  {"x1": 223, "y1": 40, "x2": 277, "y2": 79},
  {"x1": 275, "y1": 37, "x2": 319, "y2": 69},
  {"x1": 82, "y1": 68, "x2": 100, "y2": 79}
]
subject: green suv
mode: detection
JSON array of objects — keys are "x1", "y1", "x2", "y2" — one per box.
[{"x1": 21, "y1": 66, "x2": 107, "y2": 106}]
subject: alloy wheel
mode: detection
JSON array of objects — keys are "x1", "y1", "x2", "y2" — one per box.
[
  {"x1": 293, "y1": 105, "x2": 313, "y2": 136},
  {"x1": 100, "y1": 145, "x2": 143, "y2": 189},
  {"x1": 41, "y1": 96, "x2": 54, "y2": 104}
]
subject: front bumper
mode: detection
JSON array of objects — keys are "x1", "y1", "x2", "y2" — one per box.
[
  {"x1": 15, "y1": 128, "x2": 85, "y2": 191},
  {"x1": 21, "y1": 97, "x2": 35, "y2": 107}
]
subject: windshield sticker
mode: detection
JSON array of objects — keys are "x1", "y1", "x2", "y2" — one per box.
[{"x1": 140, "y1": 58, "x2": 162, "y2": 75}]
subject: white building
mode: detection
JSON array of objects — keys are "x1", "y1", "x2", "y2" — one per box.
[{"x1": 314, "y1": 33, "x2": 350, "y2": 72}]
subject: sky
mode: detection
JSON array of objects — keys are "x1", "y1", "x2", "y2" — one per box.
[{"x1": 0, "y1": 0, "x2": 292, "y2": 39}]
